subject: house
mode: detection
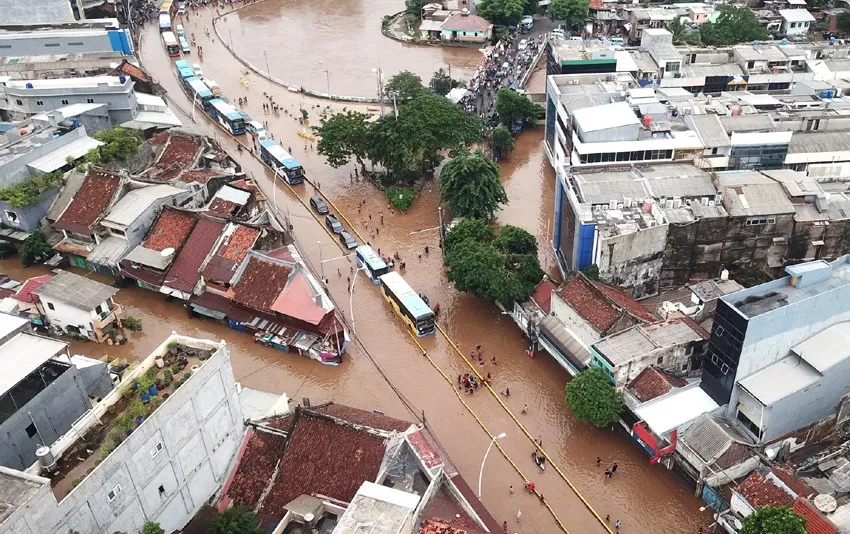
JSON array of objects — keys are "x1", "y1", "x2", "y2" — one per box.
[
  {"x1": 119, "y1": 206, "x2": 198, "y2": 290},
  {"x1": 205, "y1": 184, "x2": 250, "y2": 219},
  {"x1": 675, "y1": 413, "x2": 758, "y2": 487},
  {"x1": 780, "y1": 9, "x2": 815, "y2": 38},
  {"x1": 440, "y1": 12, "x2": 492, "y2": 43},
  {"x1": 87, "y1": 184, "x2": 188, "y2": 274},
  {"x1": 11, "y1": 274, "x2": 52, "y2": 325},
  {"x1": 159, "y1": 215, "x2": 226, "y2": 300},
  {"x1": 0, "y1": 333, "x2": 245, "y2": 534},
  {"x1": 539, "y1": 273, "x2": 656, "y2": 374},
  {"x1": 218, "y1": 403, "x2": 501, "y2": 533},
  {"x1": 35, "y1": 270, "x2": 121, "y2": 342},
  {"x1": 51, "y1": 168, "x2": 123, "y2": 268},
  {"x1": 591, "y1": 317, "x2": 708, "y2": 389}
]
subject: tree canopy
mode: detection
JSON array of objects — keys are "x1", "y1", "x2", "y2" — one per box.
[
  {"x1": 491, "y1": 127, "x2": 515, "y2": 156},
  {"x1": 495, "y1": 88, "x2": 543, "y2": 127},
  {"x1": 140, "y1": 522, "x2": 165, "y2": 534},
  {"x1": 565, "y1": 367, "x2": 623, "y2": 427},
  {"x1": 385, "y1": 71, "x2": 427, "y2": 101},
  {"x1": 20, "y1": 229, "x2": 52, "y2": 266},
  {"x1": 740, "y1": 506, "x2": 806, "y2": 534},
  {"x1": 431, "y1": 68, "x2": 460, "y2": 96},
  {"x1": 839, "y1": 10, "x2": 850, "y2": 35},
  {"x1": 548, "y1": 0, "x2": 589, "y2": 30},
  {"x1": 208, "y1": 505, "x2": 261, "y2": 534},
  {"x1": 668, "y1": 18, "x2": 700, "y2": 45},
  {"x1": 443, "y1": 219, "x2": 544, "y2": 304},
  {"x1": 0, "y1": 170, "x2": 65, "y2": 208},
  {"x1": 314, "y1": 111, "x2": 371, "y2": 169},
  {"x1": 699, "y1": 5, "x2": 769, "y2": 46},
  {"x1": 90, "y1": 127, "x2": 142, "y2": 164},
  {"x1": 440, "y1": 150, "x2": 507, "y2": 219},
  {"x1": 478, "y1": 0, "x2": 526, "y2": 26},
  {"x1": 405, "y1": 0, "x2": 427, "y2": 17}
]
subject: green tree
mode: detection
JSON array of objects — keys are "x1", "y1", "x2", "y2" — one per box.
[
  {"x1": 741, "y1": 506, "x2": 806, "y2": 534},
  {"x1": 478, "y1": 0, "x2": 526, "y2": 26},
  {"x1": 699, "y1": 5, "x2": 769, "y2": 46},
  {"x1": 443, "y1": 220, "x2": 543, "y2": 304},
  {"x1": 566, "y1": 367, "x2": 623, "y2": 427},
  {"x1": 548, "y1": 0, "x2": 589, "y2": 29},
  {"x1": 581, "y1": 263, "x2": 600, "y2": 281},
  {"x1": 405, "y1": 0, "x2": 427, "y2": 17},
  {"x1": 20, "y1": 229, "x2": 53, "y2": 267},
  {"x1": 431, "y1": 68, "x2": 460, "y2": 96},
  {"x1": 491, "y1": 127, "x2": 515, "y2": 155},
  {"x1": 495, "y1": 88, "x2": 543, "y2": 127},
  {"x1": 140, "y1": 522, "x2": 165, "y2": 534},
  {"x1": 839, "y1": 10, "x2": 850, "y2": 34},
  {"x1": 0, "y1": 171, "x2": 65, "y2": 208},
  {"x1": 525, "y1": 0, "x2": 539, "y2": 15},
  {"x1": 314, "y1": 111, "x2": 370, "y2": 169},
  {"x1": 440, "y1": 150, "x2": 507, "y2": 219},
  {"x1": 208, "y1": 505, "x2": 261, "y2": 534},
  {"x1": 91, "y1": 127, "x2": 142, "y2": 163},
  {"x1": 385, "y1": 70, "x2": 427, "y2": 102},
  {"x1": 387, "y1": 185, "x2": 416, "y2": 212},
  {"x1": 668, "y1": 18, "x2": 700, "y2": 45}
]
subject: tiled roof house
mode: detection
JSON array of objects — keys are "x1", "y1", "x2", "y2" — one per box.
[
  {"x1": 627, "y1": 367, "x2": 688, "y2": 403},
  {"x1": 119, "y1": 206, "x2": 197, "y2": 288},
  {"x1": 160, "y1": 216, "x2": 226, "y2": 299},
  {"x1": 52, "y1": 169, "x2": 122, "y2": 237}
]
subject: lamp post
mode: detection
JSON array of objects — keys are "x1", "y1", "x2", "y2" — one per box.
[
  {"x1": 389, "y1": 90, "x2": 399, "y2": 120},
  {"x1": 324, "y1": 69, "x2": 330, "y2": 96},
  {"x1": 437, "y1": 206, "x2": 444, "y2": 246},
  {"x1": 191, "y1": 90, "x2": 198, "y2": 123},
  {"x1": 349, "y1": 266, "x2": 366, "y2": 335},
  {"x1": 372, "y1": 67, "x2": 385, "y2": 117},
  {"x1": 478, "y1": 432, "x2": 507, "y2": 498},
  {"x1": 264, "y1": 50, "x2": 271, "y2": 79},
  {"x1": 317, "y1": 240, "x2": 325, "y2": 280}
]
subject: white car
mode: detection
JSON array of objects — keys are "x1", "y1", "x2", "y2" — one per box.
[
  {"x1": 521, "y1": 15, "x2": 534, "y2": 26},
  {"x1": 192, "y1": 63, "x2": 203, "y2": 76},
  {"x1": 517, "y1": 39, "x2": 529, "y2": 51}
]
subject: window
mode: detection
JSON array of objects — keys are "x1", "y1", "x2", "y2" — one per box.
[
  {"x1": 5, "y1": 210, "x2": 17, "y2": 223},
  {"x1": 68, "y1": 41, "x2": 84, "y2": 46},
  {"x1": 158, "y1": 484, "x2": 165, "y2": 496},
  {"x1": 96, "y1": 304, "x2": 104, "y2": 315},
  {"x1": 44, "y1": 43, "x2": 60, "y2": 47},
  {"x1": 35, "y1": 100, "x2": 43, "y2": 106},
  {"x1": 656, "y1": 356, "x2": 663, "y2": 364},
  {"x1": 721, "y1": 363, "x2": 729, "y2": 375},
  {"x1": 47, "y1": 302, "x2": 55, "y2": 310},
  {"x1": 715, "y1": 325, "x2": 724, "y2": 337},
  {"x1": 15, "y1": 99, "x2": 22, "y2": 105},
  {"x1": 150, "y1": 441, "x2": 163, "y2": 458},
  {"x1": 681, "y1": 363, "x2": 688, "y2": 371},
  {"x1": 61, "y1": 99, "x2": 69, "y2": 105},
  {"x1": 745, "y1": 217, "x2": 775, "y2": 226},
  {"x1": 25, "y1": 422, "x2": 37, "y2": 438},
  {"x1": 107, "y1": 484, "x2": 122, "y2": 501},
  {"x1": 86, "y1": 98, "x2": 94, "y2": 104}
]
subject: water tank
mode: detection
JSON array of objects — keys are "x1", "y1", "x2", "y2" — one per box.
[
  {"x1": 71, "y1": 117, "x2": 79, "y2": 129},
  {"x1": 721, "y1": 269, "x2": 729, "y2": 281},
  {"x1": 36, "y1": 446, "x2": 57, "y2": 473},
  {"x1": 731, "y1": 105, "x2": 741, "y2": 116},
  {"x1": 642, "y1": 115, "x2": 652, "y2": 127},
  {"x1": 25, "y1": 82, "x2": 33, "y2": 89},
  {"x1": 119, "y1": 75, "x2": 127, "y2": 84}
]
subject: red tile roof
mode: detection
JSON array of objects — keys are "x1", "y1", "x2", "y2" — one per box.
[
  {"x1": 14, "y1": 275, "x2": 51, "y2": 303},
  {"x1": 442, "y1": 12, "x2": 491, "y2": 32},
  {"x1": 737, "y1": 471, "x2": 795, "y2": 509},
  {"x1": 224, "y1": 426, "x2": 287, "y2": 509},
  {"x1": 53, "y1": 170, "x2": 121, "y2": 235},
  {"x1": 270, "y1": 271, "x2": 328, "y2": 326},
  {"x1": 118, "y1": 60, "x2": 149, "y2": 82},
  {"x1": 164, "y1": 218, "x2": 225, "y2": 293},
  {"x1": 149, "y1": 131, "x2": 169, "y2": 147},
  {"x1": 142, "y1": 207, "x2": 197, "y2": 252},
  {"x1": 530, "y1": 278, "x2": 556, "y2": 314},
  {"x1": 627, "y1": 367, "x2": 687, "y2": 403},
  {"x1": 229, "y1": 178, "x2": 266, "y2": 201},
  {"x1": 207, "y1": 198, "x2": 240, "y2": 216},
  {"x1": 589, "y1": 0, "x2": 604, "y2": 9},
  {"x1": 317, "y1": 404, "x2": 411, "y2": 432},
  {"x1": 418, "y1": 519, "x2": 469, "y2": 534},
  {"x1": 142, "y1": 134, "x2": 203, "y2": 183},
  {"x1": 218, "y1": 226, "x2": 260, "y2": 262},
  {"x1": 259, "y1": 410, "x2": 389, "y2": 517},
  {"x1": 557, "y1": 274, "x2": 656, "y2": 334},
  {"x1": 793, "y1": 497, "x2": 838, "y2": 534},
  {"x1": 231, "y1": 255, "x2": 293, "y2": 311},
  {"x1": 180, "y1": 169, "x2": 223, "y2": 185}
]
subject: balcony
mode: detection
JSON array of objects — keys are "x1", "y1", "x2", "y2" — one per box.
[{"x1": 93, "y1": 303, "x2": 123, "y2": 331}]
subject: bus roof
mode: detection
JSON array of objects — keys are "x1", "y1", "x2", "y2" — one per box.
[
  {"x1": 356, "y1": 245, "x2": 387, "y2": 269},
  {"x1": 175, "y1": 59, "x2": 190, "y2": 70},
  {"x1": 162, "y1": 31, "x2": 178, "y2": 44},
  {"x1": 210, "y1": 99, "x2": 241, "y2": 120},
  {"x1": 260, "y1": 140, "x2": 302, "y2": 170},
  {"x1": 186, "y1": 78, "x2": 212, "y2": 98},
  {"x1": 379, "y1": 271, "x2": 432, "y2": 320},
  {"x1": 178, "y1": 67, "x2": 194, "y2": 78}
]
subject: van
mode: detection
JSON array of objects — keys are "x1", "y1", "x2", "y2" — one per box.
[
  {"x1": 202, "y1": 78, "x2": 221, "y2": 97},
  {"x1": 247, "y1": 120, "x2": 267, "y2": 140},
  {"x1": 569, "y1": 36, "x2": 583, "y2": 42},
  {"x1": 175, "y1": 24, "x2": 185, "y2": 37},
  {"x1": 550, "y1": 29, "x2": 565, "y2": 40},
  {"x1": 179, "y1": 37, "x2": 190, "y2": 54},
  {"x1": 609, "y1": 36, "x2": 625, "y2": 46}
]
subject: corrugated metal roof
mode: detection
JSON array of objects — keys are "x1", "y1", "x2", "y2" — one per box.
[
  {"x1": 0, "y1": 333, "x2": 67, "y2": 396},
  {"x1": 102, "y1": 184, "x2": 184, "y2": 227},
  {"x1": 789, "y1": 132, "x2": 850, "y2": 154},
  {"x1": 573, "y1": 101, "x2": 640, "y2": 133},
  {"x1": 212, "y1": 185, "x2": 251, "y2": 205},
  {"x1": 688, "y1": 114, "x2": 730, "y2": 148},
  {"x1": 648, "y1": 175, "x2": 717, "y2": 198},
  {"x1": 719, "y1": 114, "x2": 774, "y2": 133},
  {"x1": 86, "y1": 236, "x2": 130, "y2": 267},
  {"x1": 46, "y1": 170, "x2": 85, "y2": 222},
  {"x1": 35, "y1": 270, "x2": 118, "y2": 311},
  {"x1": 27, "y1": 136, "x2": 103, "y2": 173},
  {"x1": 722, "y1": 182, "x2": 795, "y2": 217}
]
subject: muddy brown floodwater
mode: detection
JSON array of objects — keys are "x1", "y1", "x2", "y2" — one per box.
[
  {"x1": 63, "y1": 7, "x2": 718, "y2": 532},
  {"x1": 221, "y1": 0, "x2": 483, "y2": 98}
]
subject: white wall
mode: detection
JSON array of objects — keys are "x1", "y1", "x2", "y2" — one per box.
[
  {"x1": 42, "y1": 298, "x2": 102, "y2": 339},
  {"x1": 3, "y1": 337, "x2": 245, "y2": 534},
  {"x1": 550, "y1": 291, "x2": 603, "y2": 347}
]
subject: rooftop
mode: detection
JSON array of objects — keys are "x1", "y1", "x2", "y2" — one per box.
[
  {"x1": 0, "y1": 468, "x2": 47, "y2": 526},
  {"x1": 0, "y1": 311, "x2": 30, "y2": 337},
  {"x1": 635, "y1": 384, "x2": 718, "y2": 436},
  {"x1": 230, "y1": 253, "x2": 294, "y2": 311},
  {"x1": 789, "y1": 132, "x2": 850, "y2": 155},
  {"x1": 780, "y1": 8, "x2": 816, "y2": 22},
  {"x1": 627, "y1": 367, "x2": 687, "y2": 403},
  {"x1": 0, "y1": 0, "x2": 75, "y2": 25},
  {"x1": 557, "y1": 273, "x2": 656, "y2": 335},
  {"x1": 720, "y1": 180, "x2": 795, "y2": 217},
  {"x1": 162, "y1": 217, "x2": 225, "y2": 294},
  {"x1": 688, "y1": 114, "x2": 731, "y2": 149},
  {"x1": 203, "y1": 224, "x2": 260, "y2": 283},
  {"x1": 3, "y1": 75, "x2": 130, "y2": 90},
  {"x1": 441, "y1": 12, "x2": 491, "y2": 32},
  {"x1": 35, "y1": 270, "x2": 118, "y2": 311},
  {"x1": 142, "y1": 206, "x2": 197, "y2": 252},
  {"x1": 101, "y1": 184, "x2": 184, "y2": 228},
  {"x1": 736, "y1": 470, "x2": 796, "y2": 509},
  {"x1": 573, "y1": 101, "x2": 640, "y2": 133},
  {"x1": 0, "y1": 332, "x2": 67, "y2": 396},
  {"x1": 593, "y1": 317, "x2": 707, "y2": 367},
  {"x1": 793, "y1": 497, "x2": 839, "y2": 534},
  {"x1": 335, "y1": 481, "x2": 420, "y2": 534},
  {"x1": 52, "y1": 169, "x2": 121, "y2": 235},
  {"x1": 679, "y1": 413, "x2": 754, "y2": 467},
  {"x1": 140, "y1": 133, "x2": 204, "y2": 183}
]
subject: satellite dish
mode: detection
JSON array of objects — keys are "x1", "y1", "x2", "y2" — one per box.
[
  {"x1": 732, "y1": 518, "x2": 743, "y2": 529},
  {"x1": 304, "y1": 513, "x2": 315, "y2": 522},
  {"x1": 814, "y1": 494, "x2": 838, "y2": 513},
  {"x1": 160, "y1": 247, "x2": 175, "y2": 257}
]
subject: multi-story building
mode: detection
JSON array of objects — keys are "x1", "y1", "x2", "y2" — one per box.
[
  {"x1": 0, "y1": 75, "x2": 138, "y2": 123},
  {"x1": 35, "y1": 270, "x2": 122, "y2": 342},
  {"x1": 0, "y1": 24, "x2": 132, "y2": 57}
]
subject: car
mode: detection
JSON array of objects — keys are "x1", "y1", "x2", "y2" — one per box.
[
  {"x1": 339, "y1": 231, "x2": 357, "y2": 250},
  {"x1": 325, "y1": 213, "x2": 343, "y2": 234},
  {"x1": 517, "y1": 39, "x2": 529, "y2": 51},
  {"x1": 192, "y1": 63, "x2": 203, "y2": 76},
  {"x1": 179, "y1": 37, "x2": 191, "y2": 54},
  {"x1": 521, "y1": 15, "x2": 533, "y2": 27},
  {"x1": 310, "y1": 195, "x2": 329, "y2": 215},
  {"x1": 175, "y1": 24, "x2": 185, "y2": 37}
]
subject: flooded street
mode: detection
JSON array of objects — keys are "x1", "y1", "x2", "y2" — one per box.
[
  {"x1": 62, "y1": 6, "x2": 720, "y2": 531},
  {"x1": 221, "y1": 0, "x2": 482, "y2": 98}
]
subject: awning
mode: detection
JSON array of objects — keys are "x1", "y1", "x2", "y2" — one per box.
[
  {"x1": 190, "y1": 303, "x2": 227, "y2": 320},
  {"x1": 294, "y1": 332, "x2": 318, "y2": 351},
  {"x1": 538, "y1": 314, "x2": 592, "y2": 374},
  {"x1": 27, "y1": 136, "x2": 104, "y2": 173}
]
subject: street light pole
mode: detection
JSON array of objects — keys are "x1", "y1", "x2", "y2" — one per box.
[
  {"x1": 191, "y1": 91, "x2": 198, "y2": 123},
  {"x1": 349, "y1": 266, "x2": 365, "y2": 335},
  {"x1": 438, "y1": 206, "x2": 444, "y2": 245},
  {"x1": 390, "y1": 91, "x2": 399, "y2": 120},
  {"x1": 264, "y1": 50, "x2": 271, "y2": 79},
  {"x1": 478, "y1": 432, "x2": 506, "y2": 498},
  {"x1": 318, "y1": 241, "x2": 325, "y2": 280},
  {"x1": 372, "y1": 67, "x2": 385, "y2": 117},
  {"x1": 324, "y1": 69, "x2": 330, "y2": 96}
]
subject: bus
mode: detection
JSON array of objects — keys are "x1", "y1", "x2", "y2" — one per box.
[
  {"x1": 379, "y1": 272, "x2": 435, "y2": 337},
  {"x1": 355, "y1": 245, "x2": 388, "y2": 284},
  {"x1": 201, "y1": 78, "x2": 221, "y2": 97},
  {"x1": 209, "y1": 99, "x2": 246, "y2": 135},
  {"x1": 185, "y1": 77, "x2": 213, "y2": 110},
  {"x1": 160, "y1": 0, "x2": 176, "y2": 16},
  {"x1": 259, "y1": 140, "x2": 305, "y2": 185},
  {"x1": 162, "y1": 31, "x2": 180, "y2": 57},
  {"x1": 158, "y1": 12, "x2": 171, "y2": 32}
]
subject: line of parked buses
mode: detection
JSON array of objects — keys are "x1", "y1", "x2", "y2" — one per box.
[{"x1": 156, "y1": 2, "x2": 436, "y2": 337}]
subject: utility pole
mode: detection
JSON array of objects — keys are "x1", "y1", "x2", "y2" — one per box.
[
  {"x1": 264, "y1": 50, "x2": 271, "y2": 79},
  {"x1": 373, "y1": 67, "x2": 385, "y2": 117},
  {"x1": 325, "y1": 69, "x2": 330, "y2": 96}
]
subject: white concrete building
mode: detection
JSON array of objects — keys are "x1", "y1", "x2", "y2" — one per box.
[
  {"x1": 779, "y1": 9, "x2": 815, "y2": 38},
  {"x1": 0, "y1": 333, "x2": 245, "y2": 534},
  {"x1": 0, "y1": 75, "x2": 137, "y2": 123},
  {"x1": 35, "y1": 270, "x2": 121, "y2": 342}
]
